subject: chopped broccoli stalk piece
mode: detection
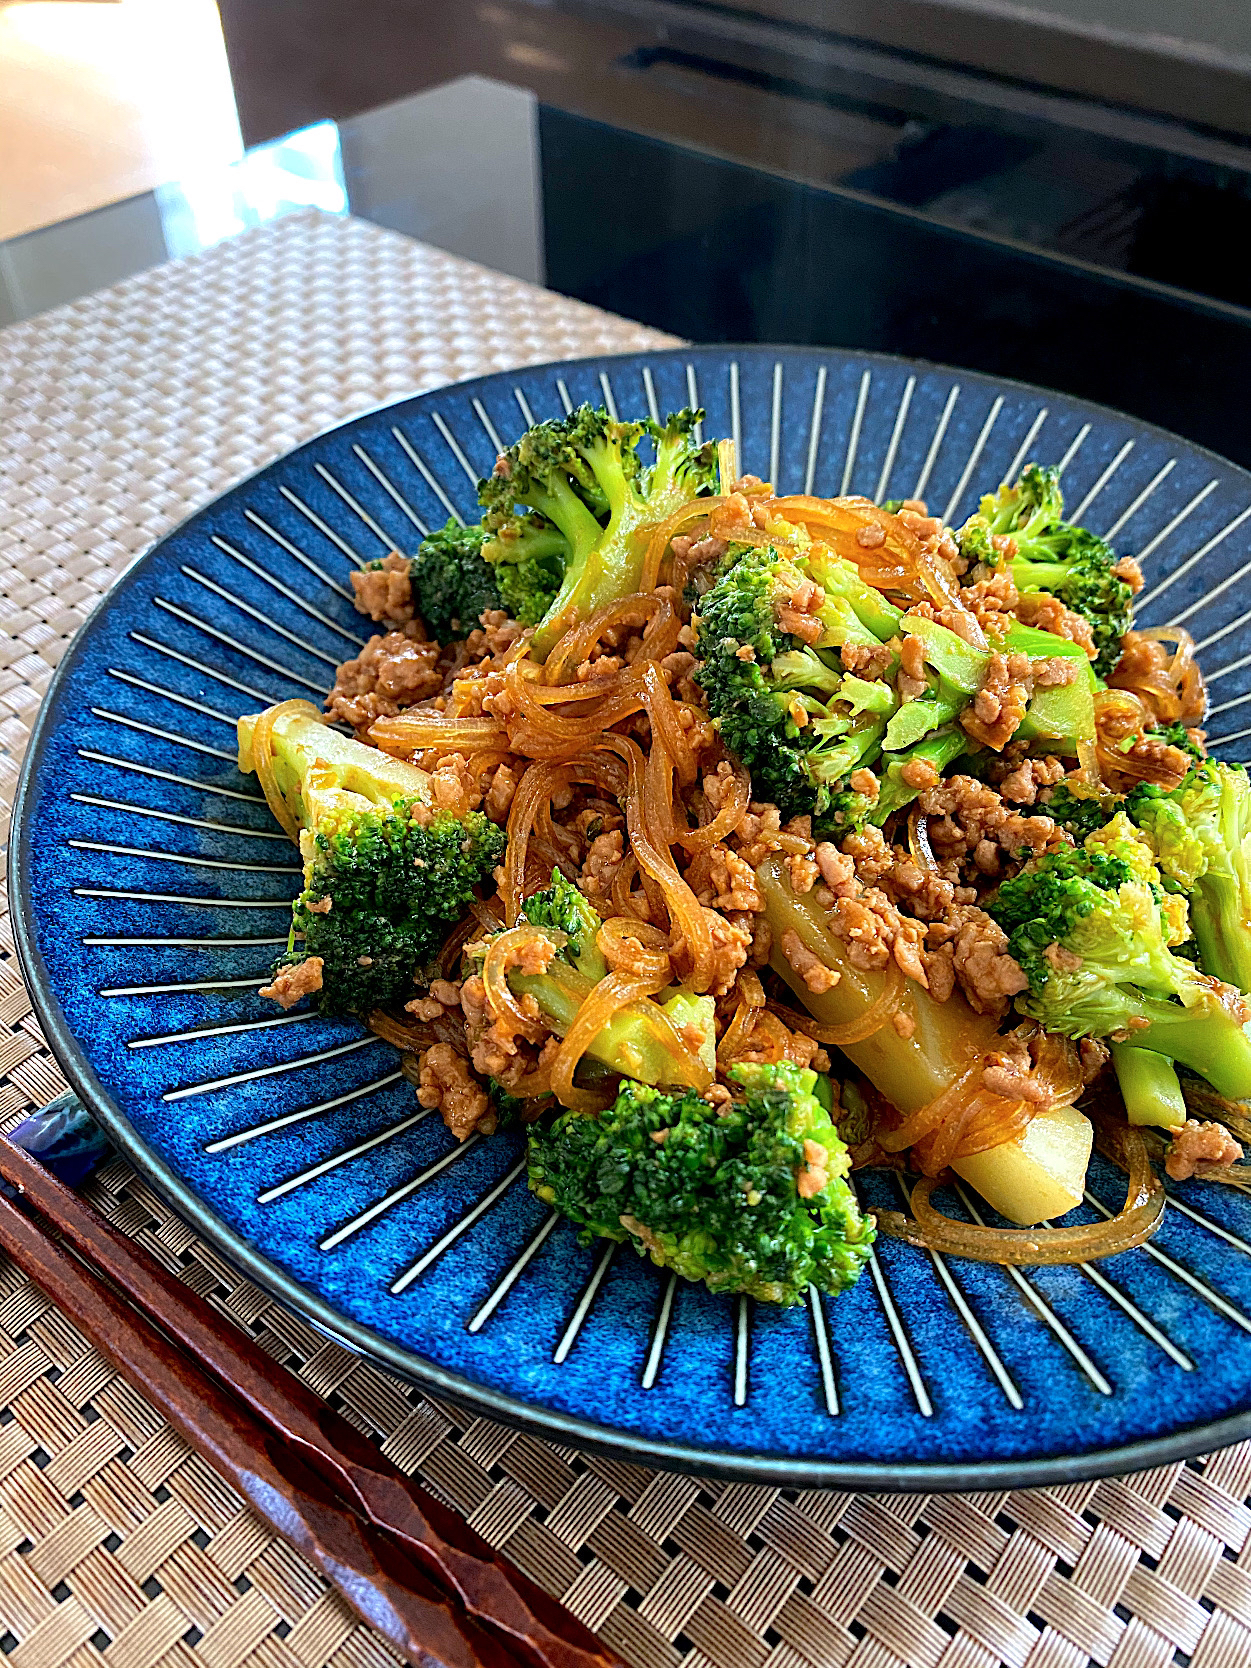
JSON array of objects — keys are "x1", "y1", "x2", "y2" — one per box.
[
  {"x1": 479, "y1": 404, "x2": 717, "y2": 658},
  {"x1": 871, "y1": 728, "x2": 971, "y2": 824},
  {"x1": 238, "y1": 705, "x2": 506, "y2": 1017},
  {"x1": 988, "y1": 815, "x2": 1251, "y2": 1099},
  {"x1": 959, "y1": 463, "x2": 1133, "y2": 675},
  {"x1": 1129, "y1": 760, "x2": 1251, "y2": 993},
  {"x1": 1111, "y1": 1044, "x2": 1187, "y2": 1129},
  {"x1": 526, "y1": 1063, "x2": 874, "y2": 1303}
]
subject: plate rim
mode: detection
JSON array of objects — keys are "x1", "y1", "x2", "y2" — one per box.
[{"x1": 13, "y1": 341, "x2": 1251, "y2": 1493}]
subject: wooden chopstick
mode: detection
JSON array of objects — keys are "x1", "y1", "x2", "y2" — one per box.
[{"x1": 0, "y1": 1139, "x2": 624, "y2": 1668}]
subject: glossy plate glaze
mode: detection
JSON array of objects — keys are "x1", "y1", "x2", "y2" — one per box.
[{"x1": 13, "y1": 347, "x2": 1251, "y2": 1491}]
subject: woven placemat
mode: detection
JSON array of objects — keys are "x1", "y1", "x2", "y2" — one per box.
[{"x1": 3, "y1": 210, "x2": 1251, "y2": 1668}]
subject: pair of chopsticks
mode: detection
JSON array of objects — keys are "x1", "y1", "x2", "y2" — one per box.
[{"x1": 0, "y1": 1136, "x2": 624, "y2": 1668}]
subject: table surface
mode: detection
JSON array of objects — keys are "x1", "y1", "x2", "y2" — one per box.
[{"x1": 5, "y1": 207, "x2": 1251, "y2": 1668}]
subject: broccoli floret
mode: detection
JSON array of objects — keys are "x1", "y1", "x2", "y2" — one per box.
[
  {"x1": 398, "y1": 519, "x2": 503, "y2": 642},
  {"x1": 478, "y1": 873, "x2": 716, "y2": 1088},
  {"x1": 1038, "y1": 781, "x2": 1116, "y2": 842},
  {"x1": 238, "y1": 705, "x2": 506, "y2": 1017},
  {"x1": 479, "y1": 404, "x2": 717, "y2": 658},
  {"x1": 988, "y1": 815, "x2": 1251, "y2": 1099},
  {"x1": 694, "y1": 541, "x2": 903, "y2": 824},
  {"x1": 527, "y1": 1062, "x2": 874, "y2": 1304},
  {"x1": 1153, "y1": 720, "x2": 1206, "y2": 763},
  {"x1": 959, "y1": 463, "x2": 1133, "y2": 675},
  {"x1": 1128, "y1": 760, "x2": 1251, "y2": 993}
]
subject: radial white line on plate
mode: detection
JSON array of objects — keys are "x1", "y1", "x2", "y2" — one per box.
[
  {"x1": 955, "y1": 1182, "x2": 1112, "y2": 1394},
  {"x1": 153, "y1": 597, "x2": 328, "y2": 695},
  {"x1": 807, "y1": 1286, "x2": 839, "y2": 1417},
  {"x1": 90, "y1": 709, "x2": 236, "y2": 761},
  {"x1": 999, "y1": 405, "x2": 1049, "y2": 494},
  {"x1": 314, "y1": 462, "x2": 395, "y2": 549},
  {"x1": 1202, "y1": 648, "x2": 1251, "y2": 688},
  {"x1": 729, "y1": 362, "x2": 741, "y2": 473},
  {"x1": 260, "y1": 1108, "x2": 433, "y2": 1204},
  {"x1": 392, "y1": 1159, "x2": 527, "y2": 1292},
  {"x1": 1100, "y1": 458, "x2": 1177, "y2": 543},
  {"x1": 1129, "y1": 481, "x2": 1222, "y2": 591},
  {"x1": 686, "y1": 365, "x2": 701, "y2": 442},
  {"x1": 469, "y1": 1213, "x2": 561, "y2": 1334},
  {"x1": 1204, "y1": 687, "x2": 1251, "y2": 718},
  {"x1": 129, "y1": 633, "x2": 278, "y2": 706},
  {"x1": 1085, "y1": 1190, "x2": 1251, "y2": 1333},
  {"x1": 77, "y1": 748, "x2": 264, "y2": 804},
  {"x1": 74, "y1": 888, "x2": 293, "y2": 908},
  {"x1": 1068, "y1": 439, "x2": 1135, "y2": 524},
  {"x1": 210, "y1": 538, "x2": 366, "y2": 646},
  {"x1": 912, "y1": 385, "x2": 961, "y2": 502},
  {"x1": 1165, "y1": 1193, "x2": 1251, "y2": 1256},
  {"x1": 553, "y1": 1241, "x2": 615, "y2": 1364},
  {"x1": 352, "y1": 444, "x2": 427, "y2": 534},
  {"x1": 107, "y1": 669, "x2": 236, "y2": 728},
  {"x1": 84, "y1": 934, "x2": 289, "y2": 948},
  {"x1": 70, "y1": 793, "x2": 288, "y2": 840},
  {"x1": 392, "y1": 428, "x2": 464, "y2": 525},
  {"x1": 243, "y1": 509, "x2": 355, "y2": 601},
  {"x1": 204, "y1": 1069, "x2": 404, "y2": 1151},
  {"x1": 68, "y1": 839, "x2": 298, "y2": 874},
  {"x1": 893, "y1": 1178, "x2": 1021, "y2": 1406},
  {"x1": 320, "y1": 1132, "x2": 481, "y2": 1249},
  {"x1": 641, "y1": 1272, "x2": 678, "y2": 1390},
  {"x1": 280, "y1": 485, "x2": 368, "y2": 567},
  {"x1": 769, "y1": 361, "x2": 783, "y2": 489},
  {"x1": 556, "y1": 379, "x2": 573, "y2": 416},
  {"x1": 130, "y1": 1010, "x2": 314, "y2": 1051},
  {"x1": 868, "y1": 1253, "x2": 933, "y2": 1415},
  {"x1": 1170, "y1": 544, "x2": 1251, "y2": 631},
  {"x1": 1055, "y1": 423, "x2": 1091, "y2": 478},
  {"x1": 472, "y1": 399, "x2": 506, "y2": 455},
  {"x1": 165, "y1": 1033, "x2": 382, "y2": 1104},
  {"x1": 181, "y1": 567, "x2": 341, "y2": 669},
  {"x1": 102, "y1": 975, "x2": 269, "y2": 998},
  {"x1": 1070, "y1": 1256, "x2": 1192, "y2": 1370},
  {"x1": 734, "y1": 1294, "x2": 750, "y2": 1407},
  {"x1": 642, "y1": 366, "x2": 660, "y2": 426},
  {"x1": 514, "y1": 387, "x2": 537, "y2": 429},
  {"x1": 840, "y1": 371, "x2": 871, "y2": 497},
  {"x1": 803, "y1": 366, "x2": 827, "y2": 497},
  {"x1": 598, "y1": 372, "x2": 618, "y2": 421},
  {"x1": 941, "y1": 396, "x2": 1004, "y2": 526},
  {"x1": 874, "y1": 375, "x2": 915, "y2": 505}
]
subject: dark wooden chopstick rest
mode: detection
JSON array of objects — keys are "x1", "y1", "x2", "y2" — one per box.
[
  {"x1": 0, "y1": 1181, "x2": 522, "y2": 1668},
  {"x1": 0, "y1": 1139, "x2": 624, "y2": 1668}
]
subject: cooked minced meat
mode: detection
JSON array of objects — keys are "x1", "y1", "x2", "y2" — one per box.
[
  {"x1": 351, "y1": 552, "x2": 414, "y2": 625},
  {"x1": 326, "y1": 624, "x2": 443, "y2": 731}
]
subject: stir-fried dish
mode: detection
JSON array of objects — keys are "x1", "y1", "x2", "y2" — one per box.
[{"x1": 237, "y1": 402, "x2": 1251, "y2": 1306}]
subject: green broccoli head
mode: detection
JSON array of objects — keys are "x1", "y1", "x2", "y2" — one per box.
[
  {"x1": 479, "y1": 403, "x2": 717, "y2": 658},
  {"x1": 959, "y1": 463, "x2": 1133, "y2": 675},
  {"x1": 988, "y1": 814, "x2": 1251, "y2": 1098},
  {"x1": 403, "y1": 519, "x2": 504, "y2": 642},
  {"x1": 520, "y1": 868, "x2": 606, "y2": 980},
  {"x1": 1129, "y1": 760, "x2": 1251, "y2": 994},
  {"x1": 238, "y1": 706, "x2": 506, "y2": 1016},
  {"x1": 1038, "y1": 781, "x2": 1116, "y2": 842},
  {"x1": 527, "y1": 1062, "x2": 875, "y2": 1304},
  {"x1": 694, "y1": 542, "x2": 902, "y2": 825}
]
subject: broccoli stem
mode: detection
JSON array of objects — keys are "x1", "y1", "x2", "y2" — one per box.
[
  {"x1": 757, "y1": 855, "x2": 1002, "y2": 1112},
  {"x1": 510, "y1": 963, "x2": 712, "y2": 1087},
  {"x1": 1109, "y1": 992, "x2": 1251, "y2": 1100},
  {"x1": 1111, "y1": 1044, "x2": 1186, "y2": 1129},
  {"x1": 871, "y1": 729, "x2": 969, "y2": 825},
  {"x1": 1190, "y1": 884, "x2": 1251, "y2": 997}
]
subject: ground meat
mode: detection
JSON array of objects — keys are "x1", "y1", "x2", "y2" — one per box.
[
  {"x1": 848, "y1": 767, "x2": 880, "y2": 801},
  {"x1": 706, "y1": 844, "x2": 763, "y2": 912},
  {"x1": 472, "y1": 609, "x2": 525, "y2": 659},
  {"x1": 948, "y1": 906, "x2": 1029, "y2": 1015},
  {"x1": 417, "y1": 1044, "x2": 490, "y2": 1141},
  {"x1": 704, "y1": 910, "x2": 753, "y2": 996},
  {"x1": 260, "y1": 957, "x2": 324, "y2": 1009},
  {"x1": 326, "y1": 623, "x2": 443, "y2": 730},
  {"x1": 897, "y1": 634, "x2": 928, "y2": 703},
  {"x1": 982, "y1": 1046, "x2": 1049, "y2": 1104},
  {"x1": 781, "y1": 930, "x2": 839, "y2": 993},
  {"x1": 796, "y1": 1138, "x2": 830, "y2": 1198},
  {"x1": 787, "y1": 852, "x2": 819, "y2": 895},
  {"x1": 580, "y1": 829, "x2": 625, "y2": 899},
  {"x1": 351, "y1": 552, "x2": 414, "y2": 624},
  {"x1": 483, "y1": 761, "x2": 519, "y2": 823},
  {"x1": 900, "y1": 756, "x2": 940, "y2": 790},
  {"x1": 960, "y1": 571, "x2": 1020, "y2": 635},
  {"x1": 1110, "y1": 632, "x2": 1206, "y2": 728},
  {"x1": 1166, "y1": 1119, "x2": 1243, "y2": 1180},
  {"x1": 917, "y1": 774, "x2": 1060, "y2": 877},
  {"x1": 734, "y1": 802, "x2": 786, "y2": 868},
  {"x1": 1112, "y1": 555, "x2": 1145, "y2": 592},
  {"x1": 1013, "y1": 592, "x2": 1096, "y2": 656},
  {"x1": 998, "y1": 755, "x2": 1067, "y2": 805},
  {"x1": 840, "y1": 640, "x2": 897, "y2": 680},
  {"x1": 961, "y1": 652, "x2": 1030, "y2": 750},
  {"x1": 814, "y1": 842, "x2": 856, "y2": 895},
  {"x1": 1119, "y1": 734, "x2": 1192, "y2": 792},
  {"x1": 306, "y1": 895, "x2": 333, "y2": 915}
]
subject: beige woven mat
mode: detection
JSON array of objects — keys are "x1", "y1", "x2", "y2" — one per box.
[{"x1": 3, "y1": 209, "x2": 1251, "y2": 1668}]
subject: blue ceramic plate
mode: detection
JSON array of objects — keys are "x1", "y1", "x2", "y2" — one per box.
[{"x1": 14, "y1": 347, "x2": 1251, "y2": 1491}]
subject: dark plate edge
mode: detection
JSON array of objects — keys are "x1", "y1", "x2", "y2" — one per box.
[{"x1": 11, "y1": 341, "x2": 1251, "y2": 1493}]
